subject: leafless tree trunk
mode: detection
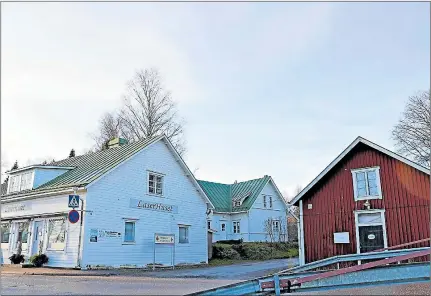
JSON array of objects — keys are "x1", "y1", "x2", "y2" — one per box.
[
  {"x1": 392, "y1": 90, "x2": 430, "y2": 168},
  {"x1": 278, "y1": 215, "x2": 288, "y2": 242},
  {"x1": 263, "y1": 218, "x2": 276, "y2": 243},
  {"x1": 118, "y1": 69, "x2": 186, "y2": 155}
]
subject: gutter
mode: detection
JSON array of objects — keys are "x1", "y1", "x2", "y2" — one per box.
[{"x1": 2, "y1": 187, "x2": 86, "y2": 203}]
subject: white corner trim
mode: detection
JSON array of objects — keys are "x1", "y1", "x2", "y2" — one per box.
[
  {"x1": 299, "y1": 200, "x2": 305, "y2": 265},
  {"x1": 291, "y1": 136, "x2": 430, "y2": 206}
]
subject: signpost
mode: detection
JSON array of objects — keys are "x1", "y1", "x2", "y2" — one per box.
[
  {"x1": 68, "y1": 209, "x2": 80, "y2": 224},
  {"x1": 153, "y1": 233, "x2": 175, "y2": 270}
]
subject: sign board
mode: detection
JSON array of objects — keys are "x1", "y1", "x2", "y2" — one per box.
[
  {"x1": 130, "y1": 199, "x2": 178, "y2": 214},
  {"x1": 334, "y1": 232, "x2": 350, "y2": 244},
  {"x1": 368, "y1": 234, "x2": 376, "y2": 240},
  {"x1": 1, "y1": 202, "x2": 31, "y2": 214},
  {"x1": 68, "y1": 210, "x2": 80, "y2": 224},
  {"x1": 155, "y1": 233, "x2": 175, "y2": 244},
  {"x1": 68, "y1": 195, "x2": 80, "y2": 208}
]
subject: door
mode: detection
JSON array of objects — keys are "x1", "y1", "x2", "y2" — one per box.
[
  {"x1": 31, "y1": 221, "x2": 44, "y2": 256},
  {"x1": 220, "y1": 222, "x2": 227, "y2": 240},
  {"x1": 355, "y1": 211, "x2": 387, "y2": 264},
  {"x1": 358, "y1": 225, "x2": 384, "y2": 253}
]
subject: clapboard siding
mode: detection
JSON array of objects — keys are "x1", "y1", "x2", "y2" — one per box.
[
  {"x1": 302, "y1": 143, "x2": 430, "y2": 263},
  {"x1": 81, "y1": 140, "x2": 208, "y2": 268}
]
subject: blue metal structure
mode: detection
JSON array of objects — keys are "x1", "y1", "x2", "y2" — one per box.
[{"x1": 189, "y1": 247, "x2": 430, "y2": 296}]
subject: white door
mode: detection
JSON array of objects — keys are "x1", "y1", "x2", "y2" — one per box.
[
  {"x1": 220, "y1": 222, "x2": 227, "y2": 240},
  {"x1": 31, "y1": 221, "x2": 44, "y2": 256}
]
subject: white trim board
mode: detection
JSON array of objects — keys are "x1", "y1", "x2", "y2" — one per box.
[
  {"x1": 354, "y1": 209, "x2": 388, "y2": 255},
  {"x1": 290, "y1": 136, "x2": 430, "y2": 206}
]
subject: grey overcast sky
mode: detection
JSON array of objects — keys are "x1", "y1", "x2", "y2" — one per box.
[{"x1": 2, "y1": 2, "x2": 429, "y2": 198}]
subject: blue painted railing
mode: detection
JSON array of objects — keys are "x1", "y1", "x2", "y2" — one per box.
[
  {"x1": 189, "y1": 247, "x2": 430, "y2": 296},
  {"x1": 278, "y1": 247, "x2": 430, "y2": 274}
]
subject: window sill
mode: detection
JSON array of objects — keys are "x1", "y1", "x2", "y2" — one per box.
[
  {"x1": 122, "y1": 242, "x2": 136, "y2": 245},
  {"x1": 146, "y1": 193, "x2": 165, "y2": 198},
  {"x1": 355, "y1": 195, "x2": 382, "y2": 201}
]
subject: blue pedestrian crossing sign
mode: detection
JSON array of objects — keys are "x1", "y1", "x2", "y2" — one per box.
[{"x1": 68, "y1": 195, "x2": 80, "y2": 208}]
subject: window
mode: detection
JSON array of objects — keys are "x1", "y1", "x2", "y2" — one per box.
[
  {"x1": 233, "y1": 201, "x2": 241, "y2": 207},
  {"x1": 20, "y1": 172, "x2": 33, "y2": 191},
  {"x1": 352, "y1": 167, "x2": 382, "y2": 200},
  {"x1": 148, "y1": 172, "x2": 163, "y2": 195},
  {"x1": 207, "y1": 220, "x2": 211, "y2": 230},
  {"x1": 221, "y1": 223, "x2": 226, "y2": 232},
  {"x1": 263, "y1": 195, "x2": 267, "y2": 208},
  {"x1": 47, "y1": 218, "x2": 66, "y2": 250},
  {"x1": 124, "y1": 221, "x2": 135, "y2": 243},
  {"x1": 233, "y1": 221, "x2": 240, "y2": 234},
  {"x1": 9, "y1": 175, "x2": 20, "y2": 193},
  {"x1": 269, "y1": 196, "x2": 273, "y2": 208},
  {"x1": 1, "y1": 223, "x2": 10, "y2": 244},
  {"x1": 272, "y1": 220, "x2": 280, "y2": 232},
  {"x1": 179, "y1": 226, "x2": 189, "y2": 243}
]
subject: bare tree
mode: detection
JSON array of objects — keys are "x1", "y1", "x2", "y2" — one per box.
[
  {"x1": 118, "y1": 69, "x2": 186, "y2": 155},
  {"x1": 277, "y1": 216, "x2": 288, "y2": 242},
  {"x1": 263, "y1": 217, "x2": 277, "y2": 243},
  {"x1": 92, "y1": 112, "x2": 126, "y2": 150},
  {"x1": 392, "y1": 90, "x2": 430, "y2": 168}
]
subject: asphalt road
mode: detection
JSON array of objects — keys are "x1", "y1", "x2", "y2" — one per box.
[{"x1": 1, "y1": 258, "x2": 297, "y2": 295}]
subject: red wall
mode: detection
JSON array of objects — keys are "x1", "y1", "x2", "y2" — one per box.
[{"x1": 302, "y1": 143, "x2": 430, "y2": 263}]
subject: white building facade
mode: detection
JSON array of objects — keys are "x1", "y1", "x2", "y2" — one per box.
[
  {"x1": 198, "y1": 176, "x2": 289, "y2": 243},
  {"x1": 1, "y1": 136, "x2": 214, "y2": 268}
]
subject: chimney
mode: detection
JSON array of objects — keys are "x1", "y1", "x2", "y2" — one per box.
[{"x1": 107, "y1": 138, "x2": 128, "y2": 149}]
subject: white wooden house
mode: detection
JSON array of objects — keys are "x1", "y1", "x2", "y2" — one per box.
[{"x1": 1, "y1": 136, "x2": 214, "y2": 268}]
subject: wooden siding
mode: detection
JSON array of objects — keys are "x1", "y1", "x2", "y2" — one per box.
[{"x1": 302, "y1": 143, "x2": 430, "y2": 264}]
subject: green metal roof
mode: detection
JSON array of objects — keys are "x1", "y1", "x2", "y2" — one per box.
[
  {"x1": 197, "y1": 175, "x2": 270, "y2": 212},
  {"x1": 1, "y1": 136, "x2": 163, "y2": 198}
]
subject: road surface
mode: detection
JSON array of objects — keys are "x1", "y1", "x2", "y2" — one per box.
[{"x1": 2, "y1": 258, "x2": 297, "y2": 295}]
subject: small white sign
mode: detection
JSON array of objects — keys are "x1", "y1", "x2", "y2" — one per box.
[
  {"x1": 368, "y1": 234, "x2": 376, "y2": 240},
  {"x1": 155, "y1": 233, "x2": 175, "y2": 244},
  {"x1": 334, "y1": 232, "x2": 350, "y2": 244}
]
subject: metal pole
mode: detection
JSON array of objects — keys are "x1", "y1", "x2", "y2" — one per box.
[
  {"x1": 75, "y1": 189, "x2": 84, "y2": 269},
  {"x1": 153, "y1": 234, "x2": 156, "y2": 271},
  {"x1": 273, "y1": 274, "x2": 281, "y2": 296},
  {"x1": 173, "y1": 237, "x2": 175, "y2": 270}
]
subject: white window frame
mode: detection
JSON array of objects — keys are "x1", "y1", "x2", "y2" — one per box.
[
  {"x1": 263, "y1": 195, "x2": 267, "y2": 208},
  {"x1": 1, "y1": 222, "x2": 11, "y2": 248},
  {"x1": 8, "y1": 175, "x2": 21, "y2": 193},
  {"x1": 207, "y1": 220, "x2": 211, "y2": 230},
  {"x1": 7, "y1": 171, "x2": 35, "y2": 194},
  {"x1": 221, "y1": 223, "x2": 226, "y2": 232},
  {"x1": 233, "y1": 201, "x2": 241, "y2": 207},
  {"x1": 19, "y1": 172, "x2": 34, "y2": 191},
  {"x1": 123, "y1": 220, "x2": 136, "y2": 244},
  {"x1": 147, "y1": 171, "x2": 164, "y2": 197},
  {"x1": 354, "y1": 209, "x2": 388, "y2": 256},
  {"x1": 351, "y1": 167, "x2": 382, "y2": 201},
  {"x1": 233, "y1": 221, "x2": 241, "y2": 234},
  {"x1": 269, "y1": 196, "x2": 273, "y2": 208},
  {"x1": 178, "y1": 225, "x2": 189, "y2": 244},
  {"x1": 46, "y1": 217, "x2": 67, "y2": 251}
]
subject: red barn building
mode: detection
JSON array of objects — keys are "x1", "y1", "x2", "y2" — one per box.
[{"x1": 291, "y1": 137, "x2": 430, "y2": 265}]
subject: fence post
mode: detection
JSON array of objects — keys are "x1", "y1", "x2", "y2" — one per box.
[{"x1": 274, "y1": 274, "x2": 281, "y2": 296}]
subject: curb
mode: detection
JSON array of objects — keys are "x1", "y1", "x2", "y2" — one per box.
[{"x1": 2, "y1": 272, "x2": 117, "y2": 277}]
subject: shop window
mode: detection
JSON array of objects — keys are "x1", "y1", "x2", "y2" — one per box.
[
  {"x1": 47, "y1": 218, "x2": 66, "y2": 250},
  {"x1": 1, "y1": 223, "x2": 10, "y2": 244},
  {"x1": 179, "y1": 226, "x2": 189, "y2": 243}
]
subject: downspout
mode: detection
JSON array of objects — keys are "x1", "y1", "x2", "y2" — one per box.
[
  {"x1": 247, "y1": 211, "x2": 250, "y2": 242},
  {"x1": 299, "y1": 200, "x2": 305, "y2": 266}
]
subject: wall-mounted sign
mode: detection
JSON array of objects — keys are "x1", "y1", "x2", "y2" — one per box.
[
  {"x1": 130, "y1": 199, "x2": 178, "y2": 214},
  {"x1": 368, "y1": 234, "x2": 376, "y2": 240},
  {"x1": 1, "y1": 203, "x2": 31, "y2": 214},
  {"x1": 155, "y1": 233, "x2": 175, "y2": 244},
  {"x1": 334, "y1": 232, "x2": 350, "y2": 244},
  {"x1": 90, "y1": 229, "x2": 98, "y2": 242},
  {"x1": 68, "y1": 210, "x2": 80, "y2": 224}
]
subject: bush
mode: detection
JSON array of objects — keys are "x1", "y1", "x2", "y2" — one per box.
[
  {"x1": 213, "y1": 244, "x2": 241, "y2": 260},
  {"x1": 216, "y1": 239, "x2": 243, "y2": 245},
  {"x1": 30, "y1": 254, "x2": 49, "y2": 267},
  {"x1": 233, "y1": 243, "x2": 273, "y2": 260},
  {"x1": 9, "y1": 254, "x2": 25, "y2": 264}
]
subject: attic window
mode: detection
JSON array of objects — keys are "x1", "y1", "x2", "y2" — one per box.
[{"x1": 233, "y1": 201, "x2": 241, "y2": 207}]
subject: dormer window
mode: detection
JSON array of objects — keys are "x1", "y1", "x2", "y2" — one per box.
[
  {"x1": 8, "y1": 171, "x2": 34, "y2": 193},
  {"x1": 233, "y1": 201, "x2": 241, "y2": 207}
]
